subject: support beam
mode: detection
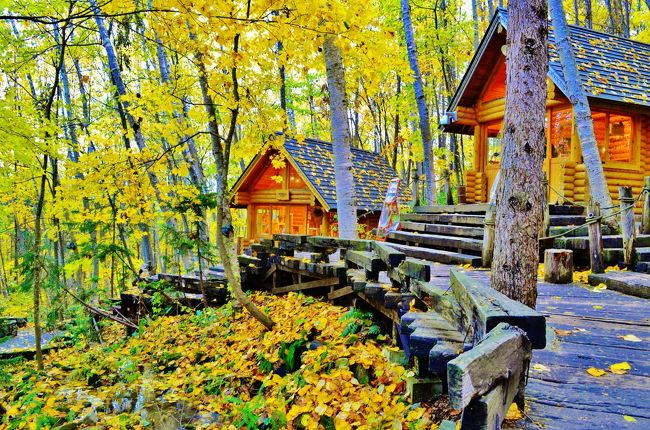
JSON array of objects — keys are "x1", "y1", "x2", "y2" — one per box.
[
  {"x1": 587, "y1": 200, "x2": 605, "y2": 274},
  {"x1": 642, "y1": 176, "x2": 650, "y2": 235},
  {"x1": 619, "y1": 186, "x2": 636, "y2": 266},
  {"x1": 272, "y1": 277, "x2": 340, "y2": 294},
  {"x1": 447, "y1": 323, "x2": 531, "y2": 410}
]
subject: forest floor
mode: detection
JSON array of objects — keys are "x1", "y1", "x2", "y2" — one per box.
[{"x1": 0, "y1": 292, "x2": 455, "y2": 430}]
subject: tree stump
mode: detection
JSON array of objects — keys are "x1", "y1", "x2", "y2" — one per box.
[{"x1": 544, "y1": 249, "x2": 574, "y2": 284}]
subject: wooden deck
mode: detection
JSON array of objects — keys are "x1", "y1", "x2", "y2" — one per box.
[
  {"x1": 405, "y1": 265, "x2": 650, "y2": 427},
  {"x1": 588, "y1": 270, "x2": 650, "y2": 299},
  {"x1": 454, "y1": 270, "x2": 650, "y2": 428}
]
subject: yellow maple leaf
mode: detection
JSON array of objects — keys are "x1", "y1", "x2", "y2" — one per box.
[
  {"x1": 586, "y1": 367, "x2": 607, "y2": 377},
  {"x1": 505, "y1": 403, "x2": 523, "y2": 420},
  {"x1": 623, "y1": 415, "x2": 637, "y2": 422},
  {"x1": 620, "y1": 334, "x2": 642, "y2": 342},
  {"x1": 609, "y1": 362, "x2": 631, "y2": 375}
]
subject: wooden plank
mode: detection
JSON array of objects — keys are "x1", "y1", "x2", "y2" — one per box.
[
  {"x1": 447, "y1": 323, "x2": 531, "y2": 410},
  {"x1": 549, "y1": 215, "x2": 587, "y2": 226},
  {"x1": 272, "y1": 277, "x2": 340, "y2": 294},
  {"x1": 388, "y1": 231, "x2": 483, "y2": 252},
  {"x1": 398, "y1": 258, "x2": 431, "y2": 282},
  {"x1": 413, "y1": 203, "x2": 488, "y2": 214},
  {"x1": 372, "y1": 241, "x2": 406, "y2": 267},
  {"x1": 460, "y1": 362, "x2": 524, "y2": 430},
  {"x1": 450, "y1": 268, "x2": 546, "y2": 348},
  {"x1": 272, "y1": 234, "x2": 307, "y2": 245},
  {"x1": 401, "y1": 213, "x2": 486, "y2": 226},
  {"x1": 424, "y1": 223, "x2": 484, "y2": 238},
  {"x1": 386, "y1": 242, "x2": 482, "y2": 266},
  {"x1": 357, "y1": 292, "x2": 400, "y2": 323},
  {"x1": 346, "y1": 250, "x2": 384, "y2": 272},
  {"x1": 305, "y1": 236, "x2": 372, "y2": 251},
  {"x1": 328, "y1": 286, "x2": 354, "y2": 300},
  {"x1": 588, "y1": 271, "x2": 650, "y2": 299}
]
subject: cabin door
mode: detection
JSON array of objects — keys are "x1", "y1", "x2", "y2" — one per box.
[{"x1": 484, "y1": 120, "x2": 503, "y2": 197}]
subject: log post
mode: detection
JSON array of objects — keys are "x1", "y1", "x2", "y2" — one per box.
[
  {"x1": 481, "y1": 203, "x2": 496, "y2": 268},
  {"x1": 587, "y1": 200, "x2": 605, "y2": 274},
  {"x1": 543, "y1": 249, "x2": 573, "y2": 284},
  {"x1": 642, "y1": 176, "x2": 650, "y2": 235},
  {"x1": 619, "y1": 186, "x2": 636, "y2": 267},
  {"x1": 540, "y1": 172, "x2": 550, "y2": 238}
]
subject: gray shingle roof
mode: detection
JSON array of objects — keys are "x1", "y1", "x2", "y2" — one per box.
[
  {"x1": 451, "y1": 8, "x2": 650, "y2": 111},
  {"x1": 282, "y1": 136, "x2": 407, "y2": 212}
]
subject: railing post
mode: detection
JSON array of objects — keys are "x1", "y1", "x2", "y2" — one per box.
[
  {"x1": 618, "y1": 186, "x2": 636, "y2": 267},
  {"x1": 541, "y1": 172, "x2": 549, "y2": 238},
  {"x1": 482, "y1": 171, "x2": 501, "y2": 268},
  {"x1": 482, "y1": 204, "x2": 496, "y2": 268},
  {"x1": 642, "y1": 176, "x2": 650, "y2": 235},
  {"x1": 587, "y1": 199, "x2": 604, "y2": 274}
]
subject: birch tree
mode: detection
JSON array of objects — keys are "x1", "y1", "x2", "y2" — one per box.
[
  {"x1": 323, "y1": 36, "x2": 358, "y2": 239},
  {"x1": 550, "y1": 0, "x2": 617, "y2": 226},
  {"x1": 400, "y1": 0, "x2": 436, "y2": 205}
]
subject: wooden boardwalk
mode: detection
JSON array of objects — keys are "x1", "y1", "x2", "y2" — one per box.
[
  {"x1": 414, "y1": 266, "x2": 650, "y2": 428},
  {"x1": 521, "y1": 279, "x2": 650, "y2": 429}
]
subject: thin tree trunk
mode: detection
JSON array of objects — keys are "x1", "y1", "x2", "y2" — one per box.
[
  {"x1": 33, "y1": 154, "x2": 48, "y2": 371},
  {"x1": 550, "y1": 0, "x2": 617, "y2": 226},
  {"x1": 0, "y1": 240, "x2": 8, "y2": 298},
  {"x1": 490, "y1": 0, "x2": 548, "y2": 309},
  {"x1": 323, "y1": 36, "x2": 358, "y2": 239},
  {"x1": 574, "y1": 0, "x2": 580, "y2": 25},
  {"x1": 472, "y1": 0, "x2": 479, "y2": 49},
  {"x1": 193, "y1": 27, "x2": 274, "y2": 330},
  {"x1": 401, "y1": 0, "x2": 435, "y2": 205},
  {"x1": 585, "y1": 0, "x2": 593, "y2": 28}
]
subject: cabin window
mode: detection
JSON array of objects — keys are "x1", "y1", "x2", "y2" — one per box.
[
  {"x1": 549, "y1": 108, "x2": 572, "y2": 158},
  {"x1": 593, "y1": 112, "x2": 633, "y2": 163},
  {"x1": 255, "y1": 205, "x2": 308, "y2": 238},
  {"x1": 486, "y1": 121, "x2": 502, "y2": 165}
]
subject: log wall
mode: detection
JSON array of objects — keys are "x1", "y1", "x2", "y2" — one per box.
[{"x1": 464, "y1": 170, "x2": 487, "y2": 203}]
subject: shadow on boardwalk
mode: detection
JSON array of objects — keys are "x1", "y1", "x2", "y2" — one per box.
[{"x1": 519, "y1": 279, "x2": 650, "y2": 429}]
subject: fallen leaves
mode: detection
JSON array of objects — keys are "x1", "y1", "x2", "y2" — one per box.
[
  {"x1": 623, "y1": 415, "x2": 637, "y2": 422},
  {"x1": 532, "y1": 363, "x2": 551, "y2": 373},
  {"x1": 586, "y1": 367, "x2": 607, "y2": 377},
  {"x1": 0, "y1": 292, "x2": 437, "y2": 429},
  {"x1": 505, "y1": 403, "x2": 523, "y2": 420},
  {"x1": 609, "y1": 362, "x2": 631, "y2": 375},
  {"x1": 619, "y1": 334, "x2": 642, "y2": 342}
]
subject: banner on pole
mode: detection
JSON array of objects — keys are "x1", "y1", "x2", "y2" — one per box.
[{"x1": 376, "y1": 178, "x2": 401, "y2": 239}]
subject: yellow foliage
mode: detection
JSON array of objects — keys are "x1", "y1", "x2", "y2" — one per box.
[{"x1": 0, "y1": 293, "x2": 437, "y2": 428}]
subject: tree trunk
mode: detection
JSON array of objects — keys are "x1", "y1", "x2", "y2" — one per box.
[
  {"x1": 549, "y1": 0, "x2": 617, "y2": 227},
  {"x1": 323, "y1": 36, "x2": 358, "y2": 239},
  {"x1": 490, "y1": 0, "x2": 548, "y2": 309},
  {"x1": 90, "y1": 0, "x2": 158, "y2": 272},
  {"x1": 33, "y1": 154, "x2": 48, "y2": 371},
  {"x1": 400, "y1": 0, "x2": 436, "y2": 205},
  {"x1": 585, "y1": 0, "x2": 593, "y2": 28},
  {"x1": 574, "y1": 0, "x2": 580, "y2": 25}
]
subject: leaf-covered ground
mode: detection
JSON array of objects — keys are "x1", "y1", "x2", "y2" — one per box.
[{"x1": 1, "y1": 293, "x2": 447, "y2": 429}]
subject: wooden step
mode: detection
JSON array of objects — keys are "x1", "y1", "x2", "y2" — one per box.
[
  {"x1": 385, "y1": 243, "x2": 482, "y2": 266},
  {"x1": 553, "y1": 234, "x2": 650, "y2": 251},
  {"x1": 548, "y1": 224, "x2": 617, "y2": 237},
  {"x1": 588, "y1": 270, "x2": 650, "y2": 299},
  {"x1": 604, "y1": 247, "x2": 650, "y2": 263},
  {"x1": 549, "y1": 215, "x2": 587, "y2": 226},
  {"x1": 388, "y1": 231, "x2": 483, "y2": 253},
  {"x1": 413, "y1": 203, "x2": 489, "y2": 214},
  {"x1": 401, "y1": 213, "x2": 485, "y2": 226},
  {"x1": 400, "y1": 222, "x2": 485, "y2": 238},
  {"x1": 548, "y1": 204, "x2": 585, "y2": 216}
]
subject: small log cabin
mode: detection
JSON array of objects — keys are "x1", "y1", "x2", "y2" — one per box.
[
  {"x1": 444, "y1": 8, "x2": 650, "y2": 212},
  {"x1": 230, "y1": 134, "x2": 407, "y2": 242}
]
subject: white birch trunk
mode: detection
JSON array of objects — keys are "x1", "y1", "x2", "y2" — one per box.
[
  {"x1": 323, "y1": 36, "x2": 358, "y2": 239},
  {"x1": 549, "y1": 0, "x2": 616, "y2": 226}
]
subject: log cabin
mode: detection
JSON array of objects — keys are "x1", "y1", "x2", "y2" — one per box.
[
  {"x1": 230, "y1": 134, "x2": 408, "y2": 242},
  {"x1": 444, "y1": 8, "x2": 650, "y2": 212}
]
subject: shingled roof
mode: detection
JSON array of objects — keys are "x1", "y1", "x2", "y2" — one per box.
[
  {"x1": 448, "y1": 7, "x2": 650, "y2": 113},
  {"x1": 230, "y1": 134, "x2": 407, "y2": 212},
  {"x1": 283, "y1": 136, "x2": 405, "y2": 212}
]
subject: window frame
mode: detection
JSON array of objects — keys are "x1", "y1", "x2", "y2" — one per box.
[{"x1": 591, "y1": 109, "x2": 640, "y2": 170}]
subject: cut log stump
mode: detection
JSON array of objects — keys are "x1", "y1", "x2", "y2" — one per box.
[{"x1": 543, "y1": 249, "x2": 574, "y2": 284}]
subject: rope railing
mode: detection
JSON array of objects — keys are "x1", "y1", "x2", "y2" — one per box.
[{"x1": 539, "y1": 187, "x2": 650, "y2": 241}]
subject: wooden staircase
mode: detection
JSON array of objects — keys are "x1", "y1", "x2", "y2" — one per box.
[
  {"x1": 394, "y1": 203, "x2": 650, "y2": 268},
  {"x1": 388, "y1": 205, "x2": 487, "y2": 266}
]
